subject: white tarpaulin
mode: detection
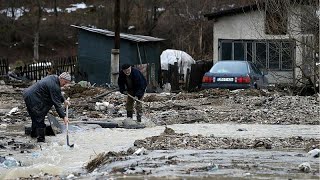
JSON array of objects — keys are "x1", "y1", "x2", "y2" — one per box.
[{"x1": 160, "y1": 49, "x2": 195, "y2": 82}]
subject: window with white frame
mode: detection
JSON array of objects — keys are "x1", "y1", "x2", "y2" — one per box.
[{"x1": 218, "y1": 40, "x2": 294, "y2": 71}]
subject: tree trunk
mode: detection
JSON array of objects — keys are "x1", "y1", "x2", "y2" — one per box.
[
  {"x1": 33, "y1": 0, "x2": 41, "y2": 62},
  {"x1": 33, "y1": 31, "x2": 39, "y2": 61},
  {"x1": 54, "y1": 0, "x2": 58, "y2": 17},
  {"x1": 121, "y1": 0, "x2": 131, "y2": 32},
  {"x1": 10, "y1": 0, "x2": 15, "y2": 23},
  {"x1": 199, "y1": 22, "x2": 203, "y2": 55},
  {"x1": 54, "y1": 0, "x2": 58, "y2": 25}
]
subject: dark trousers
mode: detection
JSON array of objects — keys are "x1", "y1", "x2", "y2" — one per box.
[
  {"x1": 24, "y1": 99, "x2": 47, "y2": 137},
  {"x1": 126, "y1": 92, "x2": 143, "y2": 115}
]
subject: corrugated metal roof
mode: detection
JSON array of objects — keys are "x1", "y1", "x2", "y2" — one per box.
[{"x1": 71, "y1": 25, "x2": 165, "y2": 42}]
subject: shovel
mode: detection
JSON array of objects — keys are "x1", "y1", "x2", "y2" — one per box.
[{"x1": 66, "y1": 102, "x2": 74, "y2": 148}]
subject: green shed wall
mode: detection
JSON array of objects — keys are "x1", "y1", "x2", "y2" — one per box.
[
  {"x1": 130, "y1": 42, "x2": 161, "y2": 80},
  {"x1": 77, "y1": 29, "x2": 161, "y2": 85},
  {"x1": 78, "y1": 30, "x2": 112, "y2": 85}
]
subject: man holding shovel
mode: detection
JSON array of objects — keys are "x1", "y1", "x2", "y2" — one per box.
[
  {"x1": 118, "y1": 64, "x2": 147, "y2": 122},
  {"x1": 23, "y1": 72, "x2": 71, "y2": 142}
]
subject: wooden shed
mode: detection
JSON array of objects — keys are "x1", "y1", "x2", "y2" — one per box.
[{"x1": 71, "y1": 25, "x2": 164, "y2": 85}]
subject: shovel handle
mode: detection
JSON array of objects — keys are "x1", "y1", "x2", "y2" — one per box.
[
  {"x1": 127, "y1": 93, "x2": 145, "y2": 104},
  {"x1": 66, "y1": 97, "x2": 70, "y2": 123},
  {"x1": 66, "y1": 105, "x2": 68, "y2": 118},
  {"x1": 66, "y1": 98, "x2": 69, "y2": 133}
]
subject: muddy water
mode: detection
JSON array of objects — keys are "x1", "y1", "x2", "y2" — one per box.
[
  {"x1": 167, "y1": 123, "x2": 320, "y2": 138},
  {"x1": 97, "y1": 149, "x2": 320, "y2": 179},
  {"x1": 0, "y1": 123, "x2": 319, "y2": 179}
]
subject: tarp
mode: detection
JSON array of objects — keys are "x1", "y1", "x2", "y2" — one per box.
[{"x1": 160, "y1": 49, "x2": 195, "y2": 82}]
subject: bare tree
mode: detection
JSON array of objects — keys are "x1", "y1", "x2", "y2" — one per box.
[
  {"x1": 129, "y1": 0, "x2": 168, "y2": 35},
  {"x1": 0, "y1": 0, "x2": 268, "y2": 63},
  {"x1": 54, "y1": 0, "x2": 58, "y2": 17},
  {"x1": 120, "y1": 0, "x2": 134, "y2": 32},
  {"x1": 33, "y1": 0, "x2": 42, "y2": 62},
  {"x1": 254, "y1": 0, "x2": 319, "y2": 93},
  {"x1": 158, "y1": 0, "x2": 215, "y2": 60}
]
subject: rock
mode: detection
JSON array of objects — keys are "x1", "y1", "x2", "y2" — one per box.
[
  {"x1": 298, "y1": 162, "x2": 311, "y2": 173},
  {"x1": 95, "y1": 102, "x2": 106, "y2": 111},
  {"x1": 163, "y1": 83, "x2": 171, "y2": 93},
  {"x1": 1, "y1": 156, "x2": 20, "y2": 168},
  {"x1": 6, "y1": 107, "x2": 19, "y2": 116},
  {"x1": 122, "y1": 119, "x2": 145, "y2": 129},
  {"x1": 67, "y1": 174, "x2": 75, "y2": 179},
  {"x1": 47, "y1": 114, "x2": 63, "y2": 134},
  {"x1": 78, "y1": 81, "x2": 91, "y2": 87},
  {"x1": 133, "y1": 147, "x2": 145, "y2": 155},
  {"x1": 163, "y1": 127, "x2": 175, "y2": 134},
  {"x1": 83, "y1": 121, "x2": 119, "y2": 128},
  {"x1": 307, "y1": 149, "x2": 320, "y2": 158}
]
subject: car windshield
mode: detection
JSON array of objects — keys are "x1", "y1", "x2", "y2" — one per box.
[{"x1": 209, "y1": 61, "x2": 248, "y2": 74}]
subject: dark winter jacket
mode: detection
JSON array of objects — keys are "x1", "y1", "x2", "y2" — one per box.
[
  {"x1": 23, "y1": 75, "x2": 65, "y2": 118},
  {"x1": 118, "y1": 67, "x2": 147, "y2": 99}
]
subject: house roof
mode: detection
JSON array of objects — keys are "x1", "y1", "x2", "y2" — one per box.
[
  {"x1": 71, "y1": 25, "x2": 165, "y2": 42},
  {"x1": 204, "y1": 4, "x2": 259, "y2": 20},
  {"x1": 204, "y1": 0, "x2": 316, "y2": 20}
]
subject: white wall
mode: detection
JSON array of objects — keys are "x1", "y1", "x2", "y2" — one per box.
[{"x1": 212, "y1": 7, "x2": 304, "y2": 84}]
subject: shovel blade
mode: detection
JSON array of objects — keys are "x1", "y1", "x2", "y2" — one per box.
[{"x1": 66, "y1": 135, "x2": 74, "y2": 147}]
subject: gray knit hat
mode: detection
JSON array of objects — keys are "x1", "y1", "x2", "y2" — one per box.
[{"x1": 59, "y1": 72, "x2": 71, "y2": 81}]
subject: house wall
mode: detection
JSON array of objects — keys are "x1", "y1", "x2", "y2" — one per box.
[{"x1": 212, "y1": 7, "x2": 304, "y2": 84}]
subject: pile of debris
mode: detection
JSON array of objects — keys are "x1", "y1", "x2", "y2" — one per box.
[{"x1": 133, "y1": 127, "x2": 319, "y2": 150}]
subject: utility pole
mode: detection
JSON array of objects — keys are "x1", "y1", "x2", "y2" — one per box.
[
  {"x1": 111, "y1": 0, "x2": 120, "y2": 85},
  {"x1": 318, "y1": 0, "x2": 320, "y2": 96}
]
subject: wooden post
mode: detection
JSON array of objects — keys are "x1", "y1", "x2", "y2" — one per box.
[{"x1": 111, "y1": 0, "x2": 120, "y2": 86}]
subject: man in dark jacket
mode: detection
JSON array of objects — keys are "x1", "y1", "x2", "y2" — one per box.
[
  {"x1": 118, "y1": 64, "x2": 147, "y2": 122},
  {"x1": 23, "y1": 72, "x2": 71, "y2": 142}
]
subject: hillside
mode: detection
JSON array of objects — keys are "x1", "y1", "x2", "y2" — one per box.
[{"x1": 0, "y1": 0, "x2": 256, "y2": 64}]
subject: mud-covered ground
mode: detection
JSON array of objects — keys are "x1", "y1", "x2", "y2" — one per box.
[{"x1": 0, "y1": 81, "x2": 319, "y2": 179}]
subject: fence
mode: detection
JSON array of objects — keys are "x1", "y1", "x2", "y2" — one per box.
[
  {"x1": 15, "y1": 56, "x2": 77, "y2": 81},
  {"x1": 187, "y1": 61, "x2": 213, "y2": 91},
  {"x1": 135, "y1": 63, "x2": 157, "y2": 90},
  {"x1": 0, "y1": 58, "x2": 9, "y2": 77},
  {"x1": 3, "y1": 55, "x2": 211, "y2": 91},
  {"x1": 160, "y1": 61, "x2": 213, "y2": 92}
]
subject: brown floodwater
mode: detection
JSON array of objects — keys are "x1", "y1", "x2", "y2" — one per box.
[{"x1": 0, "y1": 123, "x2": 319, "y2": 179}]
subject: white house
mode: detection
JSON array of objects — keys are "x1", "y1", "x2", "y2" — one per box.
[{"x1": 204, "y1": 1, "x2": 317, "y2": 85}]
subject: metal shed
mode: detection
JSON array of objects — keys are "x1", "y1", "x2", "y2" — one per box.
[{"x1": 71, "y1": 25, "x2": 164, "y2": 85}]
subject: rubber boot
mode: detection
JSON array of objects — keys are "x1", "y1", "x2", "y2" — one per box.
[
  {"x1": 36, "y1": 128, "x2": 46, "y2": 142},
  {"x1": 127, "y1": 111, "x2": 133, "y2": 118},
  {"x1": 137, "y1": 113, "x2": 142, "y2": 122},
  {"x1": 30, "y1": 127, "x2": 37, "y2": 138}
]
